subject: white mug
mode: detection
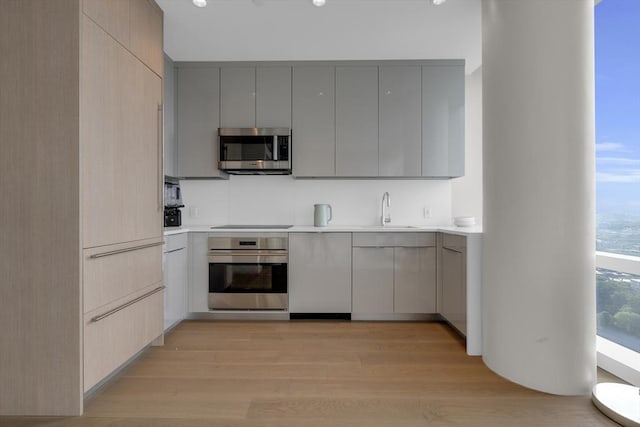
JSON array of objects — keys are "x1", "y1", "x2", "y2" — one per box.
[{"x1": 314, "y1": 204, "x2": 332, "y2": 227}]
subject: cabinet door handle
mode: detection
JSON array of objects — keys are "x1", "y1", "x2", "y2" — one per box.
[
  {"x1": 164, "y1": 247, "x2": 185, "y2": 254},
  {"x1": 90, "y1": 286, "x2": 165, "y2": 323},
  {"x1": 157, "y1": 104, "x2": 163, "y2": 212},
  {"x1": 89, "y1": 241, "x2": 164, "y2": 259}
]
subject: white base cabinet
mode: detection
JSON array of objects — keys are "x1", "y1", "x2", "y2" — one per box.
[
  {"x1": 288, "y1": 233, "x2": 352, "y2": 313},
  {"x1": 164, "y1": 233, "x2": 188, "y2": 330}
]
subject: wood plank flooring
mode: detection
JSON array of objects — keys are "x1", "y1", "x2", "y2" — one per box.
[{"x1": 0, "y1": 321, "x2": 621, "y2": 426}]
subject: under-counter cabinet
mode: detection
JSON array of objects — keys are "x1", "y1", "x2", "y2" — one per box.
[
  {"x1": 292, "y1": 66, "x2": 336, "y2": 177},
  {"x1": 440, "y1": 234, "x2": 467, "y2": 335},
  {"x1": 1, "y1": 0, "x2": 164, "y2": 416},
  {"x1": 164, "y1": 234, "x2": 189, "y2": 330},
  {"x1": 177, "y1": 67, "x2": 226, "y2": 178},
  {"x1": 352, "y1": 233, "x2": 437, "y2": 317},
  {"x1": 288, "y1": 233, "x2": 352, "y2": 313},
  {"x1": 188, "y1": 232, "x2": 211, "y2": 312}
]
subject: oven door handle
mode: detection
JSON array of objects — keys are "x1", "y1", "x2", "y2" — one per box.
[{"x1": 208, "y1": 254, "x2": 288, "y2": 263}]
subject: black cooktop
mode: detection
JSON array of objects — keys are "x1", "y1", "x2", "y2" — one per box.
[{"x1": 210, "y1": 225, "x2": 293, "y2": 229}]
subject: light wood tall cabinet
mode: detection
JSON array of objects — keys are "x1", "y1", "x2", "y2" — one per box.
[{"x1": 0, "y1": 0, "x2": 164, "y2": 416}]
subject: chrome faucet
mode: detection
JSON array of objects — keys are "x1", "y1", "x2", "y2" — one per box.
[{"x1": 381, "y1": 192, "x2": 391, "y2": 226}]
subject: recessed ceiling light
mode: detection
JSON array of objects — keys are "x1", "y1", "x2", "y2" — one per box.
[
  {"x1": 312, "y1": 0, "x2": 326, "y2": 7},
  {"x1": 192, "y1": 0, "x2": 207, "y2": 7},
  {"x1": 431, "y1": 0, "x2": 446, "y2": 5}
]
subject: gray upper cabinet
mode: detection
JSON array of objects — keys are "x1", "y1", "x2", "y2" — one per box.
[
  {"x1": 177, "y1": 67, "x2": 226, "y2": 178},
  {"x1": 422, "y1": 64, "x2": 465, "y2": 178},
  {"x1": 220, "y1": 67, "x2": 256, "y2": 128},
  {"x1": 335, "y1": 66, "x2": 379, "y2": 177},
  {"x1": 163, "y1": 54, "x2": 177, "y2": 178},
  {"x1": 379, "y1": 66, "x2": 422, "y2": 177},
  {"x1": 256, "y1": 67, "x2": 291, "y2": 128},
  {"x1": 292, "y1": 66, "x2": 336, "y2": 177}
]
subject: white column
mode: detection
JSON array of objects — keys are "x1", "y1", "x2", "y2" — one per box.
[{"x1": 482, "y1": 0, "x2": 596, "y2": 395}]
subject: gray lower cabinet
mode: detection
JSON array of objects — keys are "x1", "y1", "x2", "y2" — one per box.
[
  {"x1": 188, "y1": 232, "x2": 210, "y2": 312},
  {"x1": 288, "y1": 233, "x2": 352, "y2": 313},
  {"x1": 422, "y1": 64, "x2": 465, "y2": 178},
  {"x1": 440, "y1": 234, "x2": 467, "y2": 335},
  {"x1": 379, "y1": 66, "x2": 422, "y2": 177},
  {"x1": 352, "y1": 233, "x2": 437, "y2": 315},
  {"x1": 335, "y1": 66, "x2": 379, "y2": 177},
  {"x1": 163, "y1": 233, "x2": 188, "y2": 331},
  {"x1": 292, "y1": 66, "x2": 336, "y2": 177},
  {"x1": 177, "y1": 67, "x2": 226, "y2": 178}
]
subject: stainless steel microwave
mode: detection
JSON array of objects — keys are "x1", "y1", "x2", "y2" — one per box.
[{"x1": 218, "y1": 128, "x2": 291, "y2": 174}]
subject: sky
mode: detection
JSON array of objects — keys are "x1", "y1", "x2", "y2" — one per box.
[{"x1": 596, "y1": 0, "x2": 640, "y2": 215}]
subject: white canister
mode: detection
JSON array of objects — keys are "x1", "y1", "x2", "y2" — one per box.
[{"x1": 314, "y1": 204, "x2": 332, "y2": 227}]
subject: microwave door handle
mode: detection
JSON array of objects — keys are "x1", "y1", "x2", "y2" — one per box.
[{"x1": 273, "y1": 135, "x2": 278, "y2": 161}]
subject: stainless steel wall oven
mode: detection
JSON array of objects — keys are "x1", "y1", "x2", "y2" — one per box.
[{"x1": 208, "y1": 236, "x2": 288, "y2": 310}]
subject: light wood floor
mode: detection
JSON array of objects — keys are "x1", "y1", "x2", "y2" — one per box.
[{"x1": 0, "y1": 321, "x2": 622, "y2": 426}]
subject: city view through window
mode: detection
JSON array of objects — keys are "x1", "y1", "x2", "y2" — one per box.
[{"x1": 595, "y1": 0, "x2": 640, "y2": 351}]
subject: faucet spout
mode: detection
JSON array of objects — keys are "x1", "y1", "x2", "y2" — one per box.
[{"x1": 381, "y1": 192, "x2": 391, "y2": 226}]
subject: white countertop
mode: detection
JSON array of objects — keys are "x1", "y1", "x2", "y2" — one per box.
[{"x1": 165, "y1": 224, "x2": 482, "y2": 236}]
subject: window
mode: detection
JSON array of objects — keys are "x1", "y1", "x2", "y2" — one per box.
[{"x1": 596, "y1": 0, "x2": 640, "y2": 364}]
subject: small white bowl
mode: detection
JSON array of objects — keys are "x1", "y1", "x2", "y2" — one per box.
[{"x1": 454, "y1": 216, "x2": 476, "y2": 227}]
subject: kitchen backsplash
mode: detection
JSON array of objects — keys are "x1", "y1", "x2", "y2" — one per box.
[{"x1": 180, "y1": 176, "x2": 453, "y2": 226}]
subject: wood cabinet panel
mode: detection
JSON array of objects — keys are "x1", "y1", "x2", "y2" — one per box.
[
  {"x1": 292, "y1": 67, "x2": 336, "y2": 177},
  {"x1": 220, "y1": 67, "x2": 256, "y2": 128},
  {"x1": 352, "y1": 247, "x2": 394, "y2": 313},
  {"x1": 335, "y1": 66, "x2": 379, "y2": 176},
  {"x1": 177, "y1": 67, "x2": 225, "y2": 178},
  {"x1": 83, "y1": 287, "x2": 164, "y2": 391},
  {"x1": 83, "y1": 239, "x2": 163, "y2": 314},
  {"x1": 394, "y1": 247, "x2": 437, "y2": 313},
  {"x1": 81, "y1": 18, "x2": 162, "y2": 248},
  {"x1": 164, "y1": 55, "x2": 178, "y2": 177},
  {"x1": 379, "y1": 66, "x2": 422, "y2": 177},
  {"x1": 256, "y1": 67, "x2": 292, "y2": 128},
  {"x1": 130, "y1": 0, "x2": 163, "y2": 77},
  {"x1": 82, "y1": 0, "x2": 130, "y2": 47}
]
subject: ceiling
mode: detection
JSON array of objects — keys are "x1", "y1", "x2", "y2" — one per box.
[{"x1": 156, "y1": 0, "x2": 482, "y2": 73}]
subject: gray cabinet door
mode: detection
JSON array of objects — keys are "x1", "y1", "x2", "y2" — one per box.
[
  {"x1": 379, "y1": 66, "x2": 422, "y2": 177},
  {"x1": 292, "y1": 66, "x2": 336, "y2": 177},
  {"x1": 352, "y1": 247, "x2": 394, "y2": 313},
  {"x1": 394, "y1": 247, "x2": 437, "y2": 313},
  {"x1": 163, "y1": 55, "x2": 177, "y2": 177},
  {"x1": 335, "y1": 66, "x2": 379, "y2": 176},
  {"x1": 188, "y1": 232, "x2": 210, "y2": 312},
  {"x1": 164, "y1": 236, "x2": 188, "y2": 331},
  {"x1": 177, "y1": 67, "x2": 225, "y2": 178},
  {"x1": 256, "y1": 66, "x2": 291, "y2": 128},
  {"x1": 422, "y1": 64, "x2": 465, "y2": 178},
  {"x1": 441, "y1": 246, "x2": 466, "y2": 334},
  {"x1": 220, "y1": 67, "x2": 256, "y2": 128},
  {"x1": 288, "y1": 233, "x2": 352, "y2": 313}
]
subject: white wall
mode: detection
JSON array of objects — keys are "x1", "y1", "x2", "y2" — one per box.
[
  {"x1": 452, "y1": 67, "x2": 483, "y2": 225},
  {"x1": 180, "y1": 177, "x2": 452, "y2": 227}
]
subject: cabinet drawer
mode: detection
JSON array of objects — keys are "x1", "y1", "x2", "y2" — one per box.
[
  {"x1": 83, "y1": 285, "x2": 163, "y2": 391},
  {"x1": 83, "y1": 239, "x2": 163, "y2": 314},
  {"x1": 442, "y1": 233, "x2": 466, "y2": 250},
  {"x1": 165, "y1": 233, "x2": 187, "y2": 252},
  {"x1": 353, "y1": 232, "x2": 435, "y2": 247}
]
